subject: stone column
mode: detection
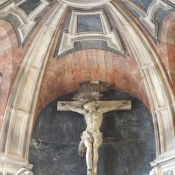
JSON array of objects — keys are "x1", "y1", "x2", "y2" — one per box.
[{"x1": 0, "y1": 2, "x2": 67, "y2": 175}]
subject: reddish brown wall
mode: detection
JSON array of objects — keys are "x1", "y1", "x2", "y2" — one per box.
[
  {"x1": 0, "y1": 20, "x2": 19, "y2": 129},
  {"x1": 159, "y1": 13, "x2": 175, "y2": 91},
  {"x1": 34, "y1": 49, "x2": 148, "y2": 124}
]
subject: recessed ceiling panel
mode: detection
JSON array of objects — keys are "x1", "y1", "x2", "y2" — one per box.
[{"x1": 77, "y1": 14, "x2": 103, "y2": 33}]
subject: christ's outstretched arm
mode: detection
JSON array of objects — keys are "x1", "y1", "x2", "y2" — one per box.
[
  {"x1": 98, "y1": 101, "x2": 128, "y2": 113},
  {"x1": 61, "y1": 103, "x2": 85, "y2": 115}
]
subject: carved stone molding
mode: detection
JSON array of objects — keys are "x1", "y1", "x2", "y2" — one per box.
[
  {"x1": 0, "y1": 0, "x2": 11, "y2": 7},
  {"x1": 58, "y1": 9, "x2": 124, "y2": 55},
  {"x1": 141, "y1": 0, "x2": 172, "y2": 38},
  {"x1": 0, "y1": 0, "x2": 49, "y2": 43},
  {"x1": 0, "y1": 2, "x2": 67, "y2": 175},
  {"x1": 167, "y1": 0, "x2": 175, "y2": 5},
  {"x1": 60, "y1": 0, "x2": 111, "y2": 8},
  {"x1": 121, "y1": 0, "x2": 172, "y2": 38},
  {"x1": 108, "y1": 1, "x2": 175, "y2": 156}
]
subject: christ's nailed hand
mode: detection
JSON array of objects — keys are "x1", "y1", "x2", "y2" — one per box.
[{"x1": 61, "y1": 103, "x2": 66, "y2": 106}]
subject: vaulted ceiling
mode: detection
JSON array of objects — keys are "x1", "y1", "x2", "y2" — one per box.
[
  {"x1": 1, "y1": 0, "x2": 175, "y2": 121},
  {"x1": 0, "y1": 2, "x2": 175, "y2": 173}
]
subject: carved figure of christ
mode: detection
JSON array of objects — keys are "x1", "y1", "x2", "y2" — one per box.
[{"x1": 57, "y1": 100, "x2": 131, "y2": 175}]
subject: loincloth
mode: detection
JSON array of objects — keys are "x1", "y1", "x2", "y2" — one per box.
[{"x1": 78, "y1": 131, "x2": 103, "y2": 157}]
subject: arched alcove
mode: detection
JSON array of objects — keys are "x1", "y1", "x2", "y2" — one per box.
[
  {"x1": 29, "y1": 90, "x2": 156, "y2": 175},
  {"x1": 34, "y1": 49, "x2": 149, "y2": 125}
]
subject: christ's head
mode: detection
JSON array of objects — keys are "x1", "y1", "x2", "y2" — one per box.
[{"x1": 83, "y1": 101, "x2": 98, "y2": 112}]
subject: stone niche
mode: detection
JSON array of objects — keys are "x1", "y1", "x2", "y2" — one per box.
[{"x1": 29, "y1": 90, "x2": 156, "y2": 175}]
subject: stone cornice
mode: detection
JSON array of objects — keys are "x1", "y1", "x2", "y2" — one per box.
[{"x1": 60, "y1": 0, "x2": 111, "y2": 8}]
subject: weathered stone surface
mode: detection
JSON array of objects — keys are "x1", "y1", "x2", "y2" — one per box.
[
  {"x1": 131, "y1": 0, "x2": 152, "y2": 11},
  {"x1": 0, "y1": 13, "x2": 22, "y2": 45},
  {"x1": 19, "y1": 0, "x2": 41, "y2": 15},
  {"x1": 155, "y1": 8, "x2": 175, "y2": 42},
  {"x1": 54, "y1": 6, "x2": 128, "y2": 58},
  {"x1": 119, "y1": 0, "x2": 175, "y2": 41},
  {"x1": 77, "y1": 14, "x2": 103, "y2": 33},
  {"x1": 29, "y1": 90, "x2": 156, "y2": 175}
]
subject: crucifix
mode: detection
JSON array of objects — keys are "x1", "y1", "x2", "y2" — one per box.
[{"x1": 57, "y1": 82, "x2": 131, "y2": 175}]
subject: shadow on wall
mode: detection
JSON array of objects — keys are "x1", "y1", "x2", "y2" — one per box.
[{"x1": 29, "y1": 90, "x2": 156, "y2": 175}]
